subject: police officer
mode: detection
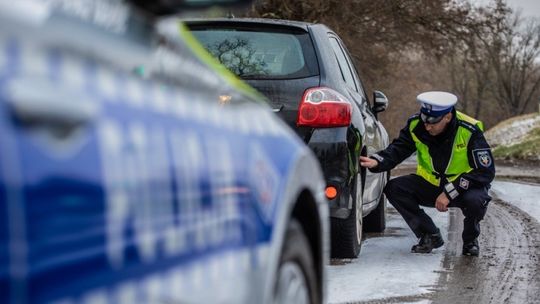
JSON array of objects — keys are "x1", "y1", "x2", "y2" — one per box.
[{"x1": 360, "y1": 91, "x2": 495, "y2": 256}]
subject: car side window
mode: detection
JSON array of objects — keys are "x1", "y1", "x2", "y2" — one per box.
[
  {"x1": 329, "y1": 37, "x2": 357, "y2": 92},
  {"x1": 338, "y1": 41, "x2": 368, "y2": 100}
]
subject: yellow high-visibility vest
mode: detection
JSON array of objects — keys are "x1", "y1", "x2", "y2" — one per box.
[{"x1": 409, "y1": 111, "x2": 484, "y2": 186}]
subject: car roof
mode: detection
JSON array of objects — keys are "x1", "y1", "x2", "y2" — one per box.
[{"x1": 183, "y1": 17, "x2": 314, "y2": 31}]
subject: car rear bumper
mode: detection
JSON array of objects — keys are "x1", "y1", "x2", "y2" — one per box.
[{"x1": 307, "y1": 128, "x2": 354, "y2": 219}]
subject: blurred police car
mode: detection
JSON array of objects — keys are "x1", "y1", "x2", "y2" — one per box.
[{"x1": 0, "y1": 1, "x2": 329, "y2": 303}]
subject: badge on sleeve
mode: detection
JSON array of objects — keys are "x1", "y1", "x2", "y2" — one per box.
[
  {"x1": 473, "y1": 149, "x2": 493, "y2": 168},
  {"x1": 371, "y1": 154, "x2": 384, "y2": 162},
  {"x1": 459, "y1": 177, "x2": 469, "y2": 190}
]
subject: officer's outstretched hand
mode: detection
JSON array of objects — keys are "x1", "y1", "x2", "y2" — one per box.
[
  {"x1": 435, "y1": 192, "x2": 450, "y2": 212},
  {"x1": 359, "y1": 156, "x2": 378, "y2": 168}
]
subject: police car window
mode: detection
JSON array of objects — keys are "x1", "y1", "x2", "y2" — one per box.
[{"x1": 329, "y1": 37, "x2": 357, "y2": 91}]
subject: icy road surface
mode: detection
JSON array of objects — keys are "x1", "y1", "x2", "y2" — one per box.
[{"x1": 327, "y1": 180, "x2": 540, "y2": 304}]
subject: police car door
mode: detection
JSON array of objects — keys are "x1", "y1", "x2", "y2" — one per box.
[
  {"x1": 0, "y1": 2, "x2": 275, "y2": 303},
  {"x1": 0, "y1": 1, "x2": 170, "y2": 302}
]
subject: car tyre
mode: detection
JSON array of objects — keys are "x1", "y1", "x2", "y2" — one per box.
[
  {"x1": 363, "y1": 193, "x2": 386, "y2": 232},
  {"x1": 274, "y1": 219, "x2": 319, "y2": 304},
  {"x1": 330, "y1": 176, "x2": 362, "y2": 258},
  {"x1": 364, "y1": 171, "x2": 388, "y2": 232}
]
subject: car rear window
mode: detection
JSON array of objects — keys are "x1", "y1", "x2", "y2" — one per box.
[{"x1": 190, "y1": 25, "x2": 319, "y2": 79}]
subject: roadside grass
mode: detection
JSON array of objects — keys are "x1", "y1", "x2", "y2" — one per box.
[{"x1": 492, "y1": 127, "x2": 540, "y2": 160}]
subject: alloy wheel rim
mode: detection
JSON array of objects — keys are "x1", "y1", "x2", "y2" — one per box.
[
  {"x1": 356, "y1": 205, "x2": 362, "y2": 243},
  {"x1": 274, "y1": 262, "x2": 309, "y2": 304}
]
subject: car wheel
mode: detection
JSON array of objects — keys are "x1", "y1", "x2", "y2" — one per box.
[
  {"x1": 364, "y1": 171, "x2": 388, "y2": 232},
  {"x1": 363, "y1": 193, "x2": 386, "y2": 232},
  {"x1": 274, "y1": 219, "x2": 319, "y2": 304},
  {"x1": 330, "y1": 176, "x2": 362, "y2": 258}
]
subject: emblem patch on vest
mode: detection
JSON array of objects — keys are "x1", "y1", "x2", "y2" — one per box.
[
  {"x1": 459, "y1": 177, "x2": 469, "y2": 190},
  {"x1": 473, "y1": 149, "x2": 492, "y2": 168}
]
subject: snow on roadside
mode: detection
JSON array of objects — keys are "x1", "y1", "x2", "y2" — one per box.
[
  {"x1": 485, "y1": 113, "x2": 539, "y2": 147},
  {"x1": 491, "y1": 181, "x2": 540, "y2": 222},
  {"x1": 327, "y1": 203, "x2": 449, "y2": 304}
]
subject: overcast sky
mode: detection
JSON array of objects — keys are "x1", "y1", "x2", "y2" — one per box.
[
  {"x1": 502, "y1": 0, "x2": 540, "y2": 19},
  {"x1": 475, "y1": 0, "x2": 540, "y2": 19}
]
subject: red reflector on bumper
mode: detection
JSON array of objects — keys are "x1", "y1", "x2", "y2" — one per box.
[{"x1": 325, "y1": 186, "x2": 338, "y2": 199}]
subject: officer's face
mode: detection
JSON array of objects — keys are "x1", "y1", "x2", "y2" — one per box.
[{"x1": 424, "y1": 113, "x2": 452, "y2": 136}]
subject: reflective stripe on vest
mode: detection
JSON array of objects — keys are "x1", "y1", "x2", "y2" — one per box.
[{"x1": 409, "y1": 111, "x2": 483, "y2": 186}]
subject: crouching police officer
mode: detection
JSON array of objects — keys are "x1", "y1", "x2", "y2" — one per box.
[{"x1": 360, "y1": 91, "x2": 495, "y2": 256}]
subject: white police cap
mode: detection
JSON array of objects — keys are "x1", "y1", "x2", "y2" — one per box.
[{"x1": 417, "y1": 91, "x2": 457, "y2": 117}]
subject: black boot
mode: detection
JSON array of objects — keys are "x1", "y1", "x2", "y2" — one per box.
[
  {"x1": 411, "y1": 230, "x2": 444, "y2": 253},
  {"x1": 462, "y1": 239, "x2": 479, "y2": 256}
]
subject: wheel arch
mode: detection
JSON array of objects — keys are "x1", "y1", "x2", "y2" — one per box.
[
  {"x1": 359, "y1": 145, "x2": 368, "y2": 193},
  {"x1": 291, "y1": 189, "x2": 324, "y2": 302},
  {"x1": 262, "y1": 148, "x2": 328, "y2": 304}
]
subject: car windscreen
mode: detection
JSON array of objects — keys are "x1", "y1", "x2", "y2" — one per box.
[{"x1": 190, "y1": 25, "x2": 319, "y2": 79}]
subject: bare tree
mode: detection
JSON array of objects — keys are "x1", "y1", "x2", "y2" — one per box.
[
  {"x1": 206, "y1": 38, "x2": 270, "y2": 77},
  {"x1": 487, "y1": 15, "x2": 540, "y2": 115},
  {"x1": 244, "y1": 0, "x2": 539, "y2": 134},
  {"x1": 441, "y1": 0, "x2": 540, "y2": 127},
  {"x1": 247, "y1": 0, "x2": 487, "y2": 84},
  {"x1": 444, "y1": 1, "x2": 510, "y2": 121}
]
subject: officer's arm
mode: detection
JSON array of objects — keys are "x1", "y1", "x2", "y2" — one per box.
[
  {"x1": 443, "y1": 130, "x2": 495, "y2": 201},
  {"x1": 368, "y1": 123, "x2": 416, "y2": 173}
]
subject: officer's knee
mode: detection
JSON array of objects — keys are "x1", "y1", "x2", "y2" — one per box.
[
  {"x1": 460, "y1": 189, "x2": 490, "y2": 218},
  {"x1": 384, "y1": 178, "x2": 399, "y2": 198}
]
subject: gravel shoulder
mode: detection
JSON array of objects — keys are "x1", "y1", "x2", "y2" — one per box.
[{"x1": 492, "y1": 159, "x2": 540, "y2": 184}]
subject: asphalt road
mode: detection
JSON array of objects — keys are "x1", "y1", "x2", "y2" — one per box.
[
  {"x1": 431, "y1": 195, "x2": 540, "y2": 303},
  {"x1": 329, "y1": 161, "x2": 540, "y2": 304}
]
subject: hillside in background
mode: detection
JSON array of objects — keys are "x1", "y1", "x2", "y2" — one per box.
[{"x1": 485, "y1": 112, "x2": 540, "y2": 161}]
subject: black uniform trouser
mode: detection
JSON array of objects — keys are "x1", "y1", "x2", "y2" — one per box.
[{"x1": 384, "y1": 174, "x2": 491, "y2": 244}]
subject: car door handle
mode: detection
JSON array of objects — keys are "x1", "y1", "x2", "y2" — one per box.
[
  {"x1": 272, "y1": 105, "x2": 284, "y2": 113},
  {"x1": 6, "y1": 78, "x2": 100, "y2": 131}
]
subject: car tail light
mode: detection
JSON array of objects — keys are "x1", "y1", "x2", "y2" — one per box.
[{"x1": 297, "y1": 87, "x2": 352, "y2": 128}]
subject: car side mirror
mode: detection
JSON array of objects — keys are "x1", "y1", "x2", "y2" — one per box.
[{"x1": 372, "y1": 90, "x2": 389, "y2": 113}]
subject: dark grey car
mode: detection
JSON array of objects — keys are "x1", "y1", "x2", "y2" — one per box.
[{"x1": 188, "y1": 18, "x2": 390, "y2": 258}]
